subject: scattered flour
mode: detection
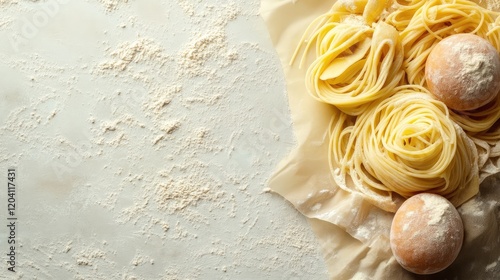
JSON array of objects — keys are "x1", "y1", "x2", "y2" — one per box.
[
  {"x1": 422, "y1": 194, "x2": 450, "y2": 226},
  {"x1": 98, "y1": 0, "x2": 128, "y2": 11},
  {"x1": 459, "y1": 197, "x2": 485, "y2": 217},
  {"x1": 178, "y1": 31, "x2": 227, "y2": 77},
  {"x1": 474, "y1": 0, "x2": 500, "y2": 11},
  {"x1": 130, "y1": 253, "x2": 154, "y2": 267},
  {"x1": 98, "y1": 38, "x2": 169, "y2": 72},
  {"x1": 337, "y1": 0, "x2": 359, "y2": 12},
  {"x1": 453, "y1": 42, "x2": 498, "y2": 102},
  {"x1": 0, "y1": 0, "x2": 17, "y2": 4},
  {"x1": 0, "y1": 0, "x2": 327, "y2": 279},
  {"x1": 75, "y1": 249, "x2": 106, "y2": 266},
  {"x1": 486, "y1": 261, "x2": 498, "y2": 272},
  {"x1": 154, "y1": 171, "x2": 225, "y2": 213}
]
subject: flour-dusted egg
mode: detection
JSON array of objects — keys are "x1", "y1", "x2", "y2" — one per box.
[
  {"x1": 425, "y1": 33, "x2": 500, "y2": 111},
  {"x1": 390, "y1": 193, "x2": 464, "y2": 275}
]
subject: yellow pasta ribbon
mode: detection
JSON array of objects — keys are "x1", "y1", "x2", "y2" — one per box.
[{"x1": 330, "y1": 86, "x2": 479, "y2": 212}]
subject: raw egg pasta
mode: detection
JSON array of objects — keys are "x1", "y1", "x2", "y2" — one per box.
[
  {"x1": 385, "y1": 0, "x2": 427, "y2": 32},
  {"x1": 330, "y1": 86, "x2": 479, "y2": 212},
  {"x1": 292, "y1": 2, "x2": 404, "y2": 115},
  {"x1": 387, "y1": 0, "x2": 500, "y2": 85},
  {"x1": 292, "y1": 0, "x2": 500, "y2": 212},
  {"x1": 450, "y1": 93, "x2": 500, "y2": 135}
]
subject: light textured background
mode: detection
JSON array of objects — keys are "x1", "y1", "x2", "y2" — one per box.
[{"x1": 0, "y1": 0, "x2": 328, "y2": 279}]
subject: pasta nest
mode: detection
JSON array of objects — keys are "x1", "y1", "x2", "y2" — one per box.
[
  {"x1": 293, "y1": 0, "x2": 500, "y2": 212},
  {"x1": 330, "y1": 86, "x2": 479, "y2": 212}
]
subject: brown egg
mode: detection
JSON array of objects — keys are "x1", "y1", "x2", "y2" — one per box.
[
  {"x1": 390, "y1": 193, "x2": 464, "y2": 275},
  {"x1": 425, "y1": 33, "x2": 500, "y2": 111}
]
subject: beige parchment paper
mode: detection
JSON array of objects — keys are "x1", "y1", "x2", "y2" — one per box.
[{"x1": 260, "y1": 0, "x2": 500, "y2": 278}]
